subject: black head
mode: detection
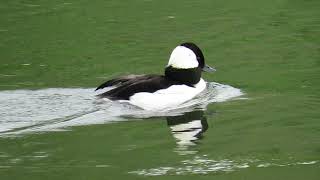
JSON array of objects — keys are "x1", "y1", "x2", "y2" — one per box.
[
  {"x1": 165, "y1": 42, "x2": 215, "y2": 85},
  {"x1": 180, "y1": 42, "x2": 206, "y2": 69}
]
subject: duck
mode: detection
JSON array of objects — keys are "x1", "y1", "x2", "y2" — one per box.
[{"x1": 95, "y1": 42, "x2": 215, "y2": 110}]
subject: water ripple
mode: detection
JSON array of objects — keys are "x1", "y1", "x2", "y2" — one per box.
[{"x1": 129, "y1": 155, "x2": 319, "y2": 176}]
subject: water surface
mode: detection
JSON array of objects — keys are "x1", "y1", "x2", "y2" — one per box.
[{"x1": 0, "y1": 0, "x2": 319, "y2": 179}]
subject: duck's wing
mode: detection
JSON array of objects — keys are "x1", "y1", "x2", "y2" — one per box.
[
  {"x1": 96, "y1": 75, "x2": 180, "y2": 100},
  {"x1": 95, "y1": 74, "x2": 147, "y2": 91}
]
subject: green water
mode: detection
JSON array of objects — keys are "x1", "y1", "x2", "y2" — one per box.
[{"x1": 0, "y1": 0, "x2": 319, "y2": 179}]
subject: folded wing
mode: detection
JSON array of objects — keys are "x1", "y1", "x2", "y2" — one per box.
[{"x1": 96, "y1": 75, "x2": 180, "y2": 100}]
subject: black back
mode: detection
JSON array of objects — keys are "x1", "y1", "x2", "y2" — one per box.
[{"x1": 96, "y1": 75, "x2": 183, "y2": 100}]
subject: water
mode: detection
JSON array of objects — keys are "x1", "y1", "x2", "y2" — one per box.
[{"x1": 0, "y1": 0, "x2": 319, "y2": 179}]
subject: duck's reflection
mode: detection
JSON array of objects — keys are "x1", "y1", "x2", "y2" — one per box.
[{"x1": 167, "y1": 110, "x2": 208, "y2": 155}]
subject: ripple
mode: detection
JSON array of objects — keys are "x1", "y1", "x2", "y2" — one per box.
[{"x1": 129, "y1": 155, "x2": 319, "y2": 176}]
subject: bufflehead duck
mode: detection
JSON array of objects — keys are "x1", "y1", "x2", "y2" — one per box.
[{"x1": 95, "y1": 42, "x2": 215, "y2": 110}]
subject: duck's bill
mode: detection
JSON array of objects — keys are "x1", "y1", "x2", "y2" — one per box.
[{"x1": 203, "y1": 64, "x2": 216, "y2": 72}]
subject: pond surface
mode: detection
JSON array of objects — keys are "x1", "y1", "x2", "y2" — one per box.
[{"x1": 0, "y1": 0, "x2": 319, "y2": 179}]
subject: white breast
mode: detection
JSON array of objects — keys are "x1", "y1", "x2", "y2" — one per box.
[{"x1": 127, "y1": 79, "x2": 206, "y2": 110}]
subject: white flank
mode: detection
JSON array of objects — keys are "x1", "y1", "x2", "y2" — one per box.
[
  {"x1": 128, "y1": 79, "x2": 207, "y2": 110},
  {"x1": 168, "y1": 46, "x2": 199, "y2": 69}
]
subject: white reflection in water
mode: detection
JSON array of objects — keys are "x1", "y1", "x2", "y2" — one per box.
[
  {"x1": 0, "y1": 82, "x2": 243, "y2": 136},
  {"x1": 167, "y1": 111, "x2": 208, "y2": 155}
]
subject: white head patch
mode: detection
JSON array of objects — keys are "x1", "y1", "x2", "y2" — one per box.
[{"x1": 167, "y1": 46, "x2": 199, "y2": 69}]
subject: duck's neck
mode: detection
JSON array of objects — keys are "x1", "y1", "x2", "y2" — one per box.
[{"x1": 165, "y1": 66, "x2": 202, "y2": 86}]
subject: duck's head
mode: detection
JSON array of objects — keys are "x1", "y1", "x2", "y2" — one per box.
[{"x1": 165, "y1": 42, "x2": 215, "y2": 85}]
